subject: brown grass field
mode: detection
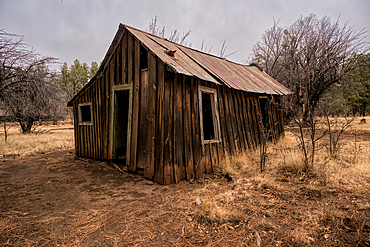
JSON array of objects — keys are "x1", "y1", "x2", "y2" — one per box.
[{"x1": 0, "y1": 118, "x2": 369, "y2": 246}]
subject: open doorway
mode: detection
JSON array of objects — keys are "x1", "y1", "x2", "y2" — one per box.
[{"x1": 112, "y1": 85, "x2": 132, "y2": 165}]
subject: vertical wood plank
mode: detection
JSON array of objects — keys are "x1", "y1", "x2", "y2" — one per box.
[
  {"x1": 78, "y1": 96, "x2": 82, "y2": 157},
  {"x1": 95, "y1": 82, "x2": 99, "y2": 159},
  {"x1": 191, "y1": 78, "x2": 203, "y2": 178},
  {"x1": 216, "y1": 86, "x2": 228, "y2": 159},
  {"x1": 128, "y1": 36, "x2": 139, "y2": 171},
  {"x1": 104, "y1": 68, "x2": 109, "y2": 159},
  {"x1": 210, "y1": 143, "x2": 218, "y2": 171},
  {"x1": 107, "y1": 60, "x2": 114, "y2": 159},
  {"x1": 173, "y1": 74, "x2": 185, "y2": 182},
  {"x1": 253, "y1": 95, "x2": 262, "y2": 144},
  {"x1": 240, "y1": 91, "x2": 253, "y2": 149},
  {"x1": 144, "y1": 52, "x2": 156, "y2": 179},
  {"x1": 154, "y1": 59, "x2": 165, "y2": 184},
  {"x1": 236, "y1": 90, "x2": 248, "y2": 150},
  {"x1": 83, "y1": 93, "x2": 88, "y2": 157},
  {"x1": 73, "y1": 103, "x2": 79, "y2": 156},
  {"x1": 90, "y1": 87, "x2": 95, "y2": 159},
  {"x1": 228, "y1": 89, "x2": 243, "y2": 152},
  {"x1": 100, "y1": 76, "x2": 106, "y2": 159},
  {"x1": 203, "y1": 143, "x2": 212, "y2": 173},
  {"x1": 246, "y1": 94, "x2": 258, "y2": 147},
  {"x1": 98, "y1": 78, "x2": 103, "y2": 159},
  {"x1": 222, "y1": 87, "x2": 236, "y2": 154},
  {"x1": 116, "y1": 41, "x2": 121, "y2": 85},
  {"x1": 136, "y1": 72, "x2": 148, "y2": 170},
  {"x1": 183, "y1": 76, "x2": 194, "y2": 180},
  {"x1": 163, "y1": 72, "x2": 174, "y2": 184},
  {"x1": 127, "y1": 33, "x2": 133, "y2": 85},
  {"x1": 87, "y1": 90, "x2": 91, "y2": 158},
  {"x1": 121, "y1": 34, "x2": 127, "y2": 85}
]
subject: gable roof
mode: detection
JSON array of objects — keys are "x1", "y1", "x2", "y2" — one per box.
[{"x1": 68, "y1": 24, "x2": 291, "y2": 106}]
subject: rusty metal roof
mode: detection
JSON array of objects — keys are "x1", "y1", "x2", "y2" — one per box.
[{"x1": 124, "y1": 24, "x2": 291, "y2": 95}]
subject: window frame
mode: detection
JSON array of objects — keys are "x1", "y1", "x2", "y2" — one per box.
[
  {"x1": 198, "y1": 85, "x2": 221, "y2": 145},
  {"x1": 78, "y1": 102, "x2": 93, "y2": 125}
]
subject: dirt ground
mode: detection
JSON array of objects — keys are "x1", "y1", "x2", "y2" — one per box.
[{"x1": 0, "y1": 147, "x2": 369, "y2": 246}]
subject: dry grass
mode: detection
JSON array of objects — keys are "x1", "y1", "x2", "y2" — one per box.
[
  {"x1": 0, "y1": 122, "x2": 74, "y2": 157},
  {"x1": 191, "y1": 116, "x2": 370, "y2": 245}
]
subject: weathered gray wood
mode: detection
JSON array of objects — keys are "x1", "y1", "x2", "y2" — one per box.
[
  {"x1": 191, "y1": 78, "x2": 204, "y2": 178},
  {"x1": 183, "y1": 76, "x2": 194, "y2": 180},
  {"x1": 129, "y1": 37, "x2": 140, "y2": 171},
  {"x1": 144, "y1": 51, "x2": 156, "y2": 179},
  {"x1": 154, "y1": 59, "x2": 165, "y2": 184},
  {"x1": 163, "y1": 72, "x2": 174, "y2": 185},
  {"x1": 121, "y1": 34, "x2": 127, "y2": 85},
  {"x1": 173, "y1": 73, "x2": 185, "y2": 182}
]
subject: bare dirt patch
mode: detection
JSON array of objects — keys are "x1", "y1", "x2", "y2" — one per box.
[{"x1": 0, "y1": 149, "x2": 369, "y2": 246}]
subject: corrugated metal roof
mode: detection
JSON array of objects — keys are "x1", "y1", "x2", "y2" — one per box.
[
  {"x1": 127, "y1": 26, "x2": 220, "y2": 84},
  {"x1": 125, "y1": 24, "x2": 291, "y2": 95}
]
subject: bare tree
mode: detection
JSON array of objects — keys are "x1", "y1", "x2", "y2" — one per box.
[
  {"x1": 323, "y1": 110, "x2": 354, "y2": 157},
  {"x1": 147, "y1": 16, "x2": 192, "y2": 46},
  {"x1": 0, "y1": 30, "x2": 62, "y2": 133},
  {"x1": 219, "y1": 39, "x2": 237, "y2": 59},
  {"x1": 251, "y1": 14, "x2": 370, "y2": 122},
  {"x1": 284, "y1": 96, "x2": 327, "y2": 171}
]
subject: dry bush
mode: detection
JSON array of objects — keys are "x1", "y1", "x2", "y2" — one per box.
[{"x1": 193, "y1": 196, "x2": 246, "y2": 225}]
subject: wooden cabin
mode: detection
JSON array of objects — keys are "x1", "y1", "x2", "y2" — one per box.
[{"x1": 67, "y1": 24, "x2": 291, "y2": 184}]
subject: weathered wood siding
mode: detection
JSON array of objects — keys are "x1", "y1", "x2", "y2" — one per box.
[{"x1": 72, "y1": 30, "x2": 285, "y2": 184}]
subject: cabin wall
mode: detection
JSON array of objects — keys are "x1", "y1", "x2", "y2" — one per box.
[
  {"x1": 72, "y1": 28, "x2": 285, "y2": 185},
  {"x1": 73, "y1": 30, "x2": 144, "y2": 161}
]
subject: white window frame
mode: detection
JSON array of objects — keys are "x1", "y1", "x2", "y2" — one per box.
[
  {"x1": 198, "y1": 86, "x2": 221, "y2": 146},
  {"x1": 78, "y1": 102, "x2": 93, "y2": 125}
]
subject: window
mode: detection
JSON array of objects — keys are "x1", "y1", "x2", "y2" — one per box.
[
  {"x1": 198, "y1": 86, "x2": 221, "y2": 143},
  {"x1": 78, "y1": 103, "x2": 93, "y2": 125}
]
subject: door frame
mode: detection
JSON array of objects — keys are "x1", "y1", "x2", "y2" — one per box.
[{"x1": 110, "y1": 84, "x2": 133, "y2": 165}]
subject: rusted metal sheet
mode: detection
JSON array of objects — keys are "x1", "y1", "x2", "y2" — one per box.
[
  {"x1": 125, "y1": 24, "x2": 291, "y2": 95},
  {"x1": 179, "y1": 46, "x2": 291, "y2": 95},
  {"x1": 126, "y1": 26, "x2": 219, "y2": 84}
]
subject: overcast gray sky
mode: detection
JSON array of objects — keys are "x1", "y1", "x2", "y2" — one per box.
[{"x1": 1, "y1": 0, "x2": 369, "y2": 71}]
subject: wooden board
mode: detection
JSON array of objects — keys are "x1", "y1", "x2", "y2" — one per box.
[
  {"x1": 153, "y1": 59, "x2": 165, "y2": 184},
  {"x1": 173, "y1": 74, "x2": 186, "y2": 182},
  {"x1": 246, "y1": 94, "x2": 258, "y2": 147},
  {"x1": 163, "y1": 72, "x2": 174, "y2": 185},
  {"x1": 240, "y1": 91, "x2": 253, "y2": 149},
  {"x1": 144, "y1": 52, "x2": 156, "y2": 179},
  {"x1": 222, "y1": 87, "x2": 236, "y2": 154},
  {"x1": 108, "y1": 59, "x2": 114, "y2": 159},
  {"x1": 216, "y1": 86, "x2": 229, "y2": 156},
  {"x1": 128, "y1": 35, "x2": 139, "y2": 171},
  {"x1": 236, "y1": 90, "x2": 249, "y2": 150},
  {"x1": 103, "y1": 68, "x2": 109, "y2": 158},
  {"x1": 121, "y1": 34, "x2": 127, "y2": 85},
  {"x1": 191, "y1": 78, "x2": 203, "y2": 177},
  {"x1": 183, "y1": 76, "x2": 194, "y2": 180},
  {"x1": 73, "y1": 103, "x2": 79, "y2": 156},
  {"x1": 136, "y1": 71, "x2": 149, "y2": 169}
]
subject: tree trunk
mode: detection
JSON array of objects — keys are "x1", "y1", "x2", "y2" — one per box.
[
  {"x1": 18, "y1": 118, "x2": 35, "y2": 133},
  {"x1": 3, "y1": 120, "x2": 7, "y2": 142},
  {"x1": 361, "y1": 103, "x2": 366, "y2": 117}
]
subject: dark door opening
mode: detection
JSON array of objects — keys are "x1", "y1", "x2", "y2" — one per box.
[{"x1": 115, "y1": 90, "x2": 130, "y2": 161}]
